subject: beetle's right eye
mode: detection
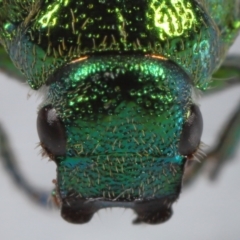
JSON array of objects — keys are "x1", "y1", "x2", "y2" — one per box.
[
  {"x1": 178, "y1": 104, "x2": 203, "y2": 157},
  {"x1": 37, "y1": 105, "x2": 66, "y2": 160}
]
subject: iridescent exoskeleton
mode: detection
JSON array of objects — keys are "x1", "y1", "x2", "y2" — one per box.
[{"x1": 0, "y1": 0, "x2": 240, "y2": 224}]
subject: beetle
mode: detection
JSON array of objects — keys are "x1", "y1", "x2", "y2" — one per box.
[
  {"x1": 0, "y1": 0, "x2": 240, "y2": 226},
  {"x1": 0, "y1": 83, "x2": 239, "y2": 240}
]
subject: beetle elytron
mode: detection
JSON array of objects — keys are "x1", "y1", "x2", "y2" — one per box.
[{"x1": 0, "y1": 0, "x2": 240, "y2": 224}]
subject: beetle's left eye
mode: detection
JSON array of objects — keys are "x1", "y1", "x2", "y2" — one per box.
[
  {"x1": 178, "y1": 104, "x2": 203, "y2": 157},
  {"x1": 37, "y1": 105, "x2": 66, "y2": 160}
]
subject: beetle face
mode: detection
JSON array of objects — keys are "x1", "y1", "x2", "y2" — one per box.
[{"x1": 37, "y1": 54, "x2": 203, "y2": 224}]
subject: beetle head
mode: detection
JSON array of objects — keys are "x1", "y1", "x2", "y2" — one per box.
[{"x1": 37, "y1": 54, "x2": 203, "y2": 224}]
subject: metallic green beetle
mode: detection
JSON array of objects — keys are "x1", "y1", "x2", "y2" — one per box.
[{"x1": 0, "y1": 0, "x2": 240, "y2": 224}]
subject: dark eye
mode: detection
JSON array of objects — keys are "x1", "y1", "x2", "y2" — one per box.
[
  {"x1": 178, "y1": 104, "x2": 203, "y2": 156},
  {"x1": 37, "y1": 105, "x2": 66, "y2": 160}
]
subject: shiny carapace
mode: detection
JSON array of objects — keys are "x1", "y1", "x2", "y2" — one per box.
[{"x1": 0, "y1": 0, "x2": 239, "y2": 224}]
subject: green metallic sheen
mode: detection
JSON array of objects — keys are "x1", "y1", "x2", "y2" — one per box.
[
  {"x1": 46, "y1": 55, "x2": 192, "y2": 199},
  {"x1": 0, "y1": 0, "x2": 240, "y2": 223},
  {"x1": 1, "y1": 0, "x2": 239, "y2": 90}
]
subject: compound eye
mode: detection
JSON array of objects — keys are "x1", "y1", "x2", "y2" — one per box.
[
  {"x1": 37, "y1": 105, "x2": 66, "y2": 160},
  {"x1": 178, "y1": 104, "x2": 203, "y2": 156}
]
